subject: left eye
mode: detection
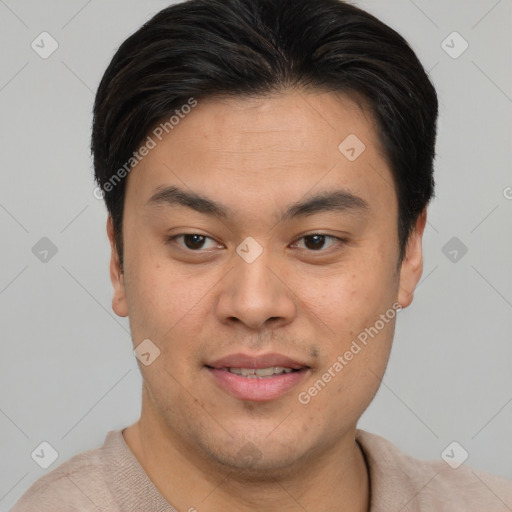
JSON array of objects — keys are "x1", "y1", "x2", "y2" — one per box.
[{"x1": 291, "y1": 234, "x2": 342, "y2": 251}]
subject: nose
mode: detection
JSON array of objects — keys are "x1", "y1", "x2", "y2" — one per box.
[{"x1": 215, "y1": 244, "x2": 297, "y2": 331}]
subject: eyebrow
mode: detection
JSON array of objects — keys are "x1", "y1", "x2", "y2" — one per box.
[{"x1": 146, "y1": 185, "x2": 369, "y2": 223}]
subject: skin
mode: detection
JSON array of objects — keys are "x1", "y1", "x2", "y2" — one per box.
[{"x1": 107, "y1": 89, "x2": 426, "y2": 511}]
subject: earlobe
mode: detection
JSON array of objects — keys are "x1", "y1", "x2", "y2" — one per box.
[
  {"x1": 106, "y1": 216, "x2": 129, "y2": 318},
  {"x1": 397, "y1": 210, "x2": 427, "y2": 309}
]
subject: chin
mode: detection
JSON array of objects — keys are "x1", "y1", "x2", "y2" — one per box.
[
  {"x1": 194, "y1": 431, "x2": 318, "y2": 480},
  {"x1": 211, "y1": 448, "x2": 305, "y2": 481}
]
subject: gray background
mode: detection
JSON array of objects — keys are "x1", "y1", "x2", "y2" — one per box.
[{"x1": 1, "y1": 0, "x2": 511, "y2": 508}]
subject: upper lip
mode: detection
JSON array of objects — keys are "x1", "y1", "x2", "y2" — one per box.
[{"x1": 206, "y1": 353, "x2": 309, "y2": 370}]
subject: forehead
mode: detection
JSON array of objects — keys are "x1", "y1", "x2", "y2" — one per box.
[
  {"x1": 179, "y1": 90, "x2": 379, "y2": 156},
  {"x1": 125, "y1": 89, "x2": 395, "y2": 214}
]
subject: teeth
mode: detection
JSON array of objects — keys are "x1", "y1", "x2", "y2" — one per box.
[
  {"x1": 228, "y1": 367, "x2": 295, "y2": 378},
  {"x1": 255, "y1": 367, "x2": 275, "y2": 377}
]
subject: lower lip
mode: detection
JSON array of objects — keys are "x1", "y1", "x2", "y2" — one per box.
[{"x1": 207, "y1": 368, "x2": 308, "y2": 402}]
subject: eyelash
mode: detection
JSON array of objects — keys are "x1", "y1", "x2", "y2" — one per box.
[{"x1": 166, "y1": 233, "x2": 347, "y2": 254}]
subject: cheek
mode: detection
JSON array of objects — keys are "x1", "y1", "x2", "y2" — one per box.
[
  {"x1": 123, "y1": 257, "x2": 218, "y2": 365},
  {"x1": 122, "y1": 252, "x2": 177, "y2": 343},
  {"x1": 296, "y1": 316, "x2": 395, "y2": 431},
  {"x1": 297, "y1": 260, "x2": 398, "y2": 339}
]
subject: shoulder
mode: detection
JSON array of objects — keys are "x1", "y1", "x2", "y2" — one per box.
[
  {"x1": 11, "y1": 431, "x2": 120, "y2": 512},
  {"x1": 356, "y1": 429, "x2": 512, "y2": 511}
]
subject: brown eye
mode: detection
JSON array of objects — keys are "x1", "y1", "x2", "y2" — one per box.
[
  {"x1": 303, "y1": 234, "x2": 327, "y2": 250},
  {"x1": 183, "y1": 234, "x2": 206, "y2": 250},
  {"x1": 294, "y1": 234, "x2": 343, "y2": 252},
  {"x1": 166, "y1": 234, "x2": 220, "y2": 251}
]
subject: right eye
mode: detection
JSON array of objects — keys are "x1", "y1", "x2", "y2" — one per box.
[{"x1": 166, "y1": 233, "x2": 223, "y2": 252}]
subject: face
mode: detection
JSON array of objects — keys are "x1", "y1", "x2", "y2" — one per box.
[{"x1": 108, "y1": 90, "x2": 425, "y2": 474}]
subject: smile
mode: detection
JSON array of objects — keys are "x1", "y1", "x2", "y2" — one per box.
[
  {"x1": 224, "y1": 366, "x2": 295, "y2": 377},
  {"x1": 205, "y1": 353, "x2": 311, "y2": 401}
]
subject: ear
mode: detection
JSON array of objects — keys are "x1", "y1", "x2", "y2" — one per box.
[
  {"x1": 107, "y1": 216, "x2": 128, "y2": 317},
  {"x1": 397, "y1": 209, "x2": 427, "y2": 309}
]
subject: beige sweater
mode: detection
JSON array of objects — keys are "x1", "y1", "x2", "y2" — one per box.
[{"x1": 11, "y1": 428, "x2": 512, "y2": 511}]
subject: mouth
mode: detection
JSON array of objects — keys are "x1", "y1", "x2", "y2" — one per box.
[
  {"x1": 205, "y1": 353, "x2": 310, "y2": 401},
  {"x1": 217, "y1": 366, "x2": 297, "y2": 378}
]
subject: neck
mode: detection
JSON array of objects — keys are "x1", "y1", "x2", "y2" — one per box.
[{"x1": 123, "y1": 405, "x2": 370, "y2": 512}]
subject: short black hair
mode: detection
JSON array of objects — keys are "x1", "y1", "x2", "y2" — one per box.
[{"x1": 92, "y1": 0, "x2": 438, "y2": 269}]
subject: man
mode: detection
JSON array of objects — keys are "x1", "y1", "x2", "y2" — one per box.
[{"x1": 12, "y1": 0, "x2": 511, "y2": 510}]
